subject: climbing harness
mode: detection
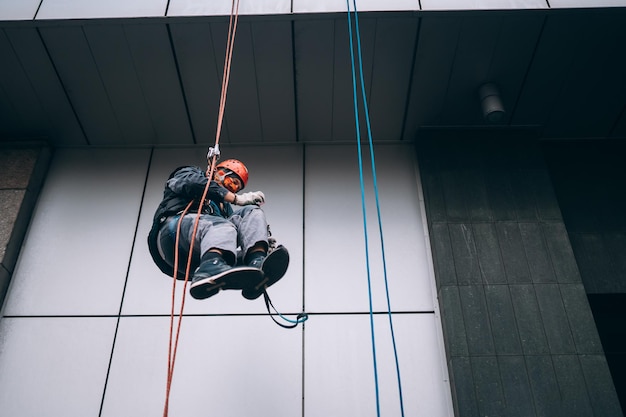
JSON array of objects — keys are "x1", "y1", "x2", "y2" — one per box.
[
  {"x1": 162, "y1": 1, "x2": 304, "y2": 415},
  {"x1": 345, "y1": 1, "x2": 405, "y2": 416}
]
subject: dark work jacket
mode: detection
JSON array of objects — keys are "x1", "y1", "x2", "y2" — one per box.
[{"x1": 147, "y1": 166, "x2": 232, "y2": 277}]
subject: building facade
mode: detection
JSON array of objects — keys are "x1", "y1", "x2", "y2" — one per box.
[{"x1": 1, "y1": 1, "x2": 625, "y2": 416}]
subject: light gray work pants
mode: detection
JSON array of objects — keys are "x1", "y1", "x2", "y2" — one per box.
[{"x1": 158, "y1": 205, "x2": 268, "y2": 272}]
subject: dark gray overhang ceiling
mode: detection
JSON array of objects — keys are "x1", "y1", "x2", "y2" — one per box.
[{"x1": 1, "y1": 8, "x2": 625, "y2": 147}]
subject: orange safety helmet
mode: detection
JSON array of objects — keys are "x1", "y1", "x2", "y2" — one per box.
[{"x1": 215, "y1": 159, "x2": 249, "y2": 190}]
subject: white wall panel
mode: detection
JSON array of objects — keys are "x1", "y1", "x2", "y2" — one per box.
[
  {"x1": 168, "y1": 0, "x2": 291, "y2": 16},
  {"x1": 36, "y1": 0, "x2": 167, "y2": 19},
  {"x1": 3, "y1": 148, "x2": 150, "y2": 316},
  {"x1": 0, "y1": 317, "x2": 117, "y2": 416},
  {"x1": 305, "y1": 314, "x2": 453, "y2": 417},
  {"x1": 305, "y1": 144, "x2": 434, "y2": 313},
  {"x1": 0, "y1": 144, "x2": 452, "y2": 417},
  {"x1": 101, "y1": 316, "x2": 302, "y2": 417},
  {"x1": 549, "y1": 0, "x2": 626, "y2": 6},
  {"x1": 123, "y1": 146, "x2": 304, "y2": 316},
  {"x1": 421, "y1": 0, "x2": 548, "y2": 9},
  {"x1": 0, "y1": 0, "x2": 40, "y2": 20},
  {"x1": 293, "y1": 0, "x2": 419, "y2": 12}
]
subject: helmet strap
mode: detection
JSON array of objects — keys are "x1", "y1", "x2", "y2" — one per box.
[{"x1": 214, "y1": 169, "x2": 227, "y2": 183}]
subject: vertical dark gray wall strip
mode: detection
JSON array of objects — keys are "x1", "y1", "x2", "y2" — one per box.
[
  {"x1": 417, "y1": 134, "x2": 622, "y2": 417},
  {"x1": 0, "y1": 144, "x2": 51, "y2": 309}
]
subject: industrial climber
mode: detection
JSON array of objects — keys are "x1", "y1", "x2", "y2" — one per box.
[{"x1": 147, "y1": 157, "x2": 289, "y2": 300}]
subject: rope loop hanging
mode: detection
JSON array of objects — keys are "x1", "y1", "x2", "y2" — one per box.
[{"x1": 345, "y1": 1, "x2": 405, "y2": 416}]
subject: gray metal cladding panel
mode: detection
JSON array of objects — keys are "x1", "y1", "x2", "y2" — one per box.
[
  {"x1": 439, "y1": 286, "x2": 469, "y2": 356},
  {"x1": 123, "y1": 23, "x2": 194, "y2": 145},
  {"x1": 568, "y1": 233, "x2": 610, "y2": 293},
  {"x1": 472, "y1": 223, "x2": 506, "y2": 285},
  {"x1": 509, "y1": 284, "x2": 550, "y2": 355},
  {"x1": 430, "y1": 223, "x2": 457, "y2": 287},
  {"x1": 434, "y1": 17, "x2": 494, "y2": 125},
  {"x1": 484, "y1": 170, "x2": 518, "y2": 221},
  {"x1": 447, "y1": 356, "x2": 480, "y2": 417},
  {"x1": 512, "y1": 13, "x2": 587, "y2": 127},
  {"x1": 496, "y1": 222, "x2": 531, "y2": 284},
  {"x1": 440, "y1": 170, "x2": 470, "y2": 221},
  {"x1": 2, "y1": 27, "x2": 86, "y2": 145},
  {"x1": 212, "y1": 21, "x2": 263, "y2": 143},
  {"x1": 404, "y1": 15, "x2": 461, "y2": 135},
  {"x1": 365, "y1": 17, "x2": 418, "y2": 142},
  {"x1": 528, "y1": 168, "x2": 563, "y2": 221},
  {"x1": 514, "y1": 12, "x2": 626, "y2": 139},
  {"x1": 438, "y1": 16, "x2": 503, "y2": 126},
  {"x1": 580, "y1": 355, "x2": 624, "y2": 417},
  {"x1": 534, "y1": 283, "x2": 576, "y2": 354},
  {"x1": 82, "y1": 24, "x2": 158, "y2": 145},
  {"x1": 250, "y1": 20, "x2": 297, "y2": 143},
  {"x1": 295, "y1": 14, "x2": 419, "y2": 143},
  {"x1": 448, "y1": 223, "x2": 481, "y2": 285},
  {"x1": 498, "y1": 356, "x2": 535, "y2": 417},
  {"x1": 0, "y1": 30, "x2": 48, "y2": 140},
  {"x1": 484, "y1": 284, "x2": 522, "y2": 355},
  {"x1": 519, "y1": 222, "x2": 557, "y2": 284},
  {"x1": 560, "y1": 284, "x2": 604, "y2": 354},
  {"x1": 0, "y1": 74, "x2": 20, "y2": 139},
  {"x1": 525, "y1": 355, "x2": 563, "y2": 417},
  {"x1": 293, "y1": 19, "x2": 334, "y2": 141},
  {"x1": 552, "y1": 355, "x2": 594, "y2": 416},
  {"x1": 462, "y1": 170, "x2": 492, "y2": 222},
  {"x1": 38, "y1": 26, "x2": 123, "y2": 145},
  {"x1": 508, "y1": 168, "x2": 541, "y2": 221},
  {"x1": 542, "y1": 222, "x2": 581, "y2": 284},
  {"x1": 458, "y1": 285, "x2": 495, "y2": 355},
  {"x1": 330, "y1": 16, "x2": 370, "y2": 142},
  {"x1": 471, "y1": 356, "x2": 505, "y2": 417},
  {"x1": 420, "y1": 166, "x2": 448, "y2": 223},
  {"x1": 169, "y1": 22, "x2": 224, "y2": 145}
]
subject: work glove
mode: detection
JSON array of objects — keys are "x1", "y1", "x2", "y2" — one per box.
[{"x1": 235, "y1": 191, "x2": 265, "y2": 206}]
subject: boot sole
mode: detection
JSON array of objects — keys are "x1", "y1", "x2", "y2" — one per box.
[
  {"x1": 190, "y1": 266, "x2": 264, "y2": 300},
  {"x1": 242, "y1": 245, "x2": 290, "y2": 300}
]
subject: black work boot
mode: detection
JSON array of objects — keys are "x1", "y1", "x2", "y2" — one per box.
[
  {"x1": 242, "y1": 245, "x2": 290, "y2": 300},
  {"x1": 246, "y1": 252, "x2": 266, "y2": 270},
  {"x1": 190, "y1": 253, "x2": 264, "y2": 300}
]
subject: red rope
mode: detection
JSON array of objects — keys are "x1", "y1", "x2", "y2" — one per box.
[{"x1": 162, "y1": 1, "x2": 240, "y2": 416}]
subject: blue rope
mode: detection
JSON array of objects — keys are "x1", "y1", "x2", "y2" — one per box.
[
  {"x1": 345, "y1": 4, "x2": 380, "y2": 417},
  {"x1": 346, "y1": 2, "x2": 406, "y2": 416}
]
